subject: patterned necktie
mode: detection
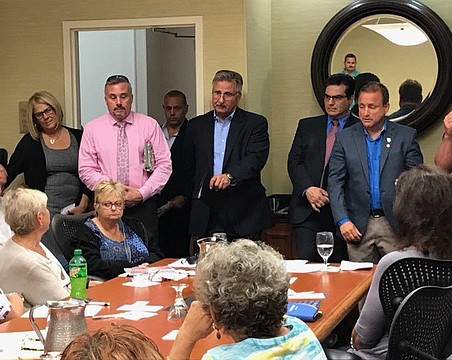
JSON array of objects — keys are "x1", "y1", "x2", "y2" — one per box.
[
  {"x1": 117, "y1": 121, "x2": 129, "y2": 185},
  {"x1": 320, "y1": 119, "x2": 339, "y2": 187}
]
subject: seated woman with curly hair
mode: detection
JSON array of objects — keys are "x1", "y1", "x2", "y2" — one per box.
[{"x1": 168, "y1": 239, "x2": 326, "y2": 360}]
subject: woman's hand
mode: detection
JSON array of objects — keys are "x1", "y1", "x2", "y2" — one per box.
[{"x1": 168, "y1": 301, "x2": 213, "y2": 359}]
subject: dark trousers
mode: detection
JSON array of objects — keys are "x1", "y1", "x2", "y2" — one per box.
[
  {"x1": 293, "y1": 206, "x2": 348, "y2": 263},
  {"x1": 124, "y1": 197, "x2": 159, "y2": 246},
  {"x1": 158, "y1": 205, "x2": 191, "y2": 258}
]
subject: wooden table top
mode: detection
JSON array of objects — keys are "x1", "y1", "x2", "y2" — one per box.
[{"x1": 0, "y1": 260, "x2": 374, "y2": 359}]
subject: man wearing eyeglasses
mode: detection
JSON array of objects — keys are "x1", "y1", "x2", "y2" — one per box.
[
  {"x1": 79, "y1": 75, "x2": 172, "y2": 245},
  {"x1": 183, "y1": 70, "x2": 273, "y2": 241},
  {"x1": 328, "y1": 81, "x2": 423, "y2": 263},
  {"x1": 288, "y1": 73, "x2": 357, "y2": 262}
]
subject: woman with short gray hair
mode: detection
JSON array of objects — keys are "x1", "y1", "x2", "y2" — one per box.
[
  {"x1": 0, "y1": 188, "x2": 70, "y2": 308},
  {"x1": 168, "y1": 239, "x2": 326, "y2": 359}
]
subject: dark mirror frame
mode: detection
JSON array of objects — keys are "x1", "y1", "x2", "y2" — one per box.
[{"x1": 311, "y1": 0, "x2": 452, "y2": 133}]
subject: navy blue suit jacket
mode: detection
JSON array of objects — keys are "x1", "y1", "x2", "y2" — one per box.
[{"x1": 184, "y1": 107, "x2": 273, "y2": 236}]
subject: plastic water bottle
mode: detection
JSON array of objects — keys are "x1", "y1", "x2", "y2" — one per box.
[{"x1": 69, "y1": 249, "x2": 88, "y2": 299}]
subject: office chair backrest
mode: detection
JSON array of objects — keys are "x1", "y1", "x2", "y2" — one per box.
[
  {"x1": 379, "y1": 257, "x2": 452, "y2": 333},
  {"x1": 387, "y1": 285, "x2": 452, "y2": 360},
  {"x1": 51, "y1": 211, "x2": 94, "y2": 263}
]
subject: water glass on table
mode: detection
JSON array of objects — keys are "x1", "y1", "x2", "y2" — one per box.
[{"x1": 316, "y1": 232, "x2": 334, "y2": 271}]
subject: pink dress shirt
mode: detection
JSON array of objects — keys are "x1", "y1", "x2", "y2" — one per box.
[{"x1": 79, "y1": 112, "x2": 172, "y2": 201}]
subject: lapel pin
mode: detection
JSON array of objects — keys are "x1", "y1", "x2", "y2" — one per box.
[{"x1": 386, "y1": 137, "x2": 391, "y2": 143}]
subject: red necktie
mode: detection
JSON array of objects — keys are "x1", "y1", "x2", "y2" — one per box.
[
  {"x1": 117, "y1": 122, "x2": 129, "y2": 185},
  {"x1": 320, "y1": 119, "x2": 339, "y2": 186}
]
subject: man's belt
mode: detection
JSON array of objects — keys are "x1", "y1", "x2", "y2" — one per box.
[{"x1": 369, "y1": 209, "x2": 385, "y2": 218}]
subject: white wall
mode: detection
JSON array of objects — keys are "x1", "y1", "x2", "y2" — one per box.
[{"x1": 78, "y1": 29, "x2": 145, "y2": 126}]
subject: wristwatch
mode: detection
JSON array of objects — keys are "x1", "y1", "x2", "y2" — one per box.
[{"x1": 225, "y1": 173, "x2": 237, "y2": 186}]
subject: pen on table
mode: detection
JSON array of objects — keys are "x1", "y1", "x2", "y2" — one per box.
[
  {"x1": 92, "y1": 313, "x2": 124, "y2": 320},
  {"x1": 88, "y1": 301, "x2": 111, "y2": 306}
]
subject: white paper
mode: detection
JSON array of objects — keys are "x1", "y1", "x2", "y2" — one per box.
[
  {"x1": 289, "y1": 277, "x2": 297, "y2": 285},
  {"x1": 288, "y1": 289, "x2": 326, "y2": 299},
  {"x1": 284, "y1": 260, "x2": 308, "y2": 273},
  {"x1": 0, "y1": 330, "x2": 45, "y2": 360},
  {"x1": 21, "y1": 304, "x2": 103, "y2": 318},
  {"x1": 340, "y1": 260, "x2": 373, "y2": 271},
  {"x1": 60, "y1": 203, "x2": 76, "y2": 214},
  {"x1": 117, "y1": 302, "x2": 163, "y2": 312},
  {"x1": 162, "y1": 329, "x2": 179, "y2": 341},
  {"x1": 122, "y1": 280, "x2": 160, "y2": 287}
]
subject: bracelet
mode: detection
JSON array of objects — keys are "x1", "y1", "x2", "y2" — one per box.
[
  {"x1": 8, "y1": 292, "x2": 25, "y2": 303},
  {"x1": 350, "y1": 336, "x2": 357, "y2": 351}
]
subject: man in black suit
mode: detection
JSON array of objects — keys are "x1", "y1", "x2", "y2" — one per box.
[
  {"x1": 157, "y1": 90, "x2": 191, "y2": 257},
  {"x1": 288, "y1": 73, "x2": 356, "y2": 262},
  {"x1": 184, "y1": 70, "x2": 273, "y2": 240}
]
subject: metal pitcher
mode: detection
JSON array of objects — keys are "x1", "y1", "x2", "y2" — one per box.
[
  {"x1": 29, "y1": 299, "x2": 88, "y2": 355},
  {"x1": 197, "y1": 237, "x2": 226, "y2": 262}
]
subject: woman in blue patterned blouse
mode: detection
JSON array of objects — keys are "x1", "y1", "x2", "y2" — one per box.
[{"x1": 72, "y1": 180, "x2": 163, "y2": 280}]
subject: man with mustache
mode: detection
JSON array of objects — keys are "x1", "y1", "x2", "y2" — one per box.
[
  {"x1": 79, "y1": 75, "x2": 172, "y2": 245},
  {"x1": 288, "y1": 73, "x2": 356, "y2": 262},
  {"x1": 183, "y1": 70, "x2": 273, "y2": 241}
]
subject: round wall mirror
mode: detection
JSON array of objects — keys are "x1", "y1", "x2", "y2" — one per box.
[{"x1": 311, "y1": 0, "x2": 452, "y2": 133}]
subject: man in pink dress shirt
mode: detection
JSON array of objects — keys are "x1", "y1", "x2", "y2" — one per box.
[{"x1": 79, "y1": 75, "x2": 172, "y2": 245}]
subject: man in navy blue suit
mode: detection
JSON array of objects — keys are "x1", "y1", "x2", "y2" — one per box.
[
  {"x1": 288, "y1": 73, "x2": 356, "y2": 262},
  {"x1": 328, "y1": 82, "x2": 423, "y2": 262},
  {"x1": 184, "y1": 70, "x2": 273, "y2": 241}
]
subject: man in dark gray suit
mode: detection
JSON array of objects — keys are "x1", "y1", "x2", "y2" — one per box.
[
  {"x1": 184, "y1": 70, "x2": 273, "y2": 240},
  {"x1": 288, "y1": 73, "x2": 357, "y2": 262},
  {"x1": 328, "y1": 82, "x2": 423, "y2": 262}
]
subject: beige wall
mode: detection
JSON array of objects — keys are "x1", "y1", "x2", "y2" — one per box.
[{"x1": 0, "y1": 0, "x2": 450, "y2": 194}]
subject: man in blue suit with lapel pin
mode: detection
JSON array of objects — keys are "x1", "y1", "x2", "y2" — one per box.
[
  {"x1": 328, "y1": 82, "x2": 423, "y2": 263},
  {"x1": 183, "y1": 70, "x2": 273, "y2": 241}
]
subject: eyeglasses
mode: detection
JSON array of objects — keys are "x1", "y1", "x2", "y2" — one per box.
[
  {"x1": 212, "y1": 90, "x2": 238, "y2": 100},
  {"x1": 105, "y1": 74, "x2": 130, "y2": 84},
  {"x1": 324, "y1": 94, "x2": 348, "y2": 101},
  {"x1": 33, "y1": 106, "x2": 54, "y2": 121},
  {"x1": 99, "y1": 201, "x2": 124, "y2": 209}
]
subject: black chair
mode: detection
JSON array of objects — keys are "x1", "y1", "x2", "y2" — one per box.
[
  {"x1": 387, "y1": 285, "x2": 452, "y2": 360},
  {"x1": 0, "y1": 148, "x2": 7, "y2": 168},
  {"x1": 51, "y1": 211, "x2": 95, "y2": 267},
  {"x1": 379, "y1": 257, "x2": 452, "y2": 332}
]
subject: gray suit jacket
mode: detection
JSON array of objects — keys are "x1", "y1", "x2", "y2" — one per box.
[{"x1": 328, "y1": 120, "x2": 423, "y2": 235}]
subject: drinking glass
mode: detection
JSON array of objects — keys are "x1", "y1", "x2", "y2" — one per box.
[
  {"x1": 167, "y1": 283, "x2": 189, "y2": 323},
  {"x1": 316, "y1": 232, "x2": 334, "y2": 271}
]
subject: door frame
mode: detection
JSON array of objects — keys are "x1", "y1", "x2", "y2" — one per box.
[{"x1": 62, "y1": 16, "x2": 203, "y2": 128}]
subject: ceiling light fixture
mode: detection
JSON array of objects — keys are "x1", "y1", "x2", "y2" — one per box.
[{"x1": 362, "y1": 22, "x2": 428, "y2": 46}]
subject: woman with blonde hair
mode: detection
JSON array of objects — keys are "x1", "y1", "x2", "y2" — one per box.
[
  {"x1": 6, "y1": 91, "x2": 91, "y2": 265},
  {"x1": 72, "y1": 180, "x2": 163, "y2": 280},
  {"x1": 0, "y1": 188, "x2": 70, "y2": 308}
]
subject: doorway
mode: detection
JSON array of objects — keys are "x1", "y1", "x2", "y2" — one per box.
[{"x1": 62, "y1": 17, "x2": 203, "y2": 128}]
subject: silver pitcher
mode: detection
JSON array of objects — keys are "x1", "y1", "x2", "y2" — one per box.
[
  {"x1": 197, "y1": 237, "x2": 226, "y2": 262},
  {"x1": 29, "y1": 299, "x2": 88, "y2": 356}
]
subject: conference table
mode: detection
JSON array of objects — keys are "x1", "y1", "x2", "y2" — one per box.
[{"x1": 0, "y1": 259, "x2": 375, "y2": 359}]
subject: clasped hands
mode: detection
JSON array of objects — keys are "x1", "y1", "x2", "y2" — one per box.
[{"x1": 305, "y1": 186, "x2": 329, "y2": 212}]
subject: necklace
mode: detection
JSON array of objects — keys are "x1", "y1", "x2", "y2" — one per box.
[{"x1": 47, "y1": 128, "x2": 62, "y2": 145}]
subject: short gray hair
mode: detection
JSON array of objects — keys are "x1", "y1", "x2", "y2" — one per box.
[
  {"x1": 3, "y1": 188, "x2": 48, "y2": 235},
  {"x1": 195, "y1": 239, "x2": 289, "y2": 340},
  {"x1": 212, "y1": 70, "x2": 243, "y2": 93}
]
